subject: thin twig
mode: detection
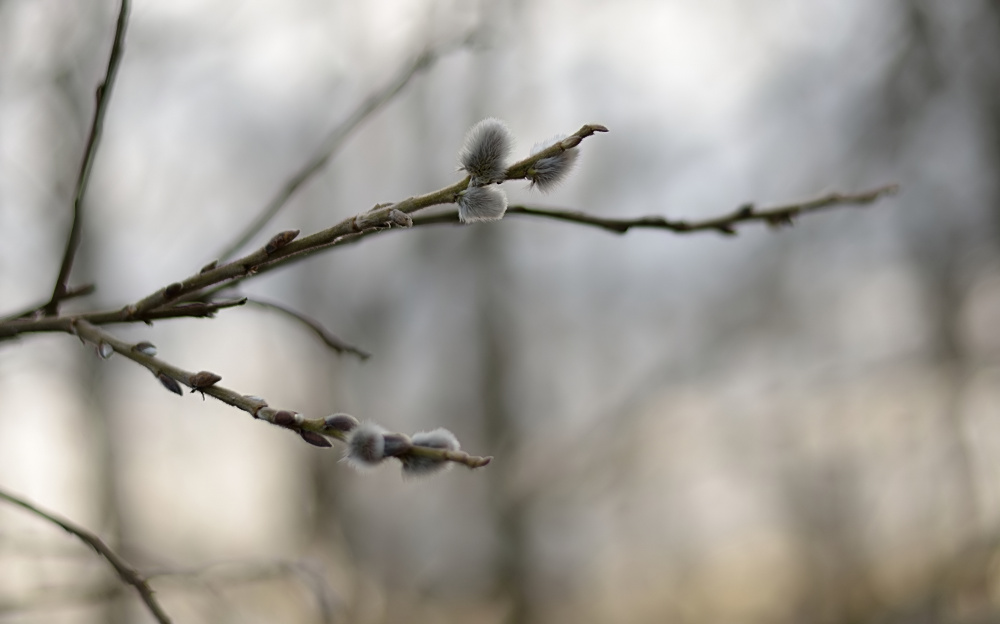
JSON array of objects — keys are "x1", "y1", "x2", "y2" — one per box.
[
  {"x1": 0, "y1": 486, "x2": 171, "y2": 624},
  {"x1": 0, "y1": 298, "x2": 247, "y2": 341},
  {"x1": 244, "y1": 297, "x2": 370, "y2": 360},
  {"x1": 408, "y1": 184, "x2": 901, "y2": 235},
  {"x1": 43, "y1": 0, "x2": 130, "y2": 316},
  {"x1": 147, "y1": 558, "x2": 342, "y2": 623},
  {"x1": 70, "y1": 320, "x2": 492, "y2": 468},
  {"x1": 2, "y1": 283, "x2": 95, "y2": 321},
  {"x1": 215, "y1": 35, "x2": 473, "y2": 262}
]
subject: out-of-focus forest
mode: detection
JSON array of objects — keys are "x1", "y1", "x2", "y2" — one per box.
[{"x1": 2, "y1": 1, "x2": 1000, "y2": 622}]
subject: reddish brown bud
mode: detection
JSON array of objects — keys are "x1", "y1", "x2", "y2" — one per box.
[
  {"x1": 299, "y1": 431, "x2": 333, "y2": 447},
  {"x1": 188, "y1": 371, "x2": 222, "y2": 389},
  {"x1": 264, "y1": 230, "x2": 300, "y2": 255},
  {"x1": 164, "y1": 283, "x2": 184, "y2": 299},
  {"x1": 157, "y1": 373, "x2": 182, "y2": 396},
  {"x1": 272, "y1": 410, "x2": 297, "y2": 427}
]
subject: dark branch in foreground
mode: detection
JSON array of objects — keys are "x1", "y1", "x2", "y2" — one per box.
[
  {"x1": 68, "y1": 320, "x2": 491, "y2": 468},
  {"x1": 0, "y1": 486, "x2": 171, "y2": 624},
  {"x1": 0, "y1": 298, "x2": 246, "y2": 341},
  {"x1": 408, "y1": 184, "x2": 901, "y2": 235},
  {"x1": 43, "y1": 0, "x2": 130, "y2": 316},
  {"x1": 3, "y1": 283, "x2": 95, "y2": 322}
]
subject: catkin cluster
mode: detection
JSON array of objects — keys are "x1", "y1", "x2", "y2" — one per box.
[
  {"x1": 457, "y1": 118, "x2": 580, "y2": 223},
  {"x1": 330, "y1": 414, "x2": 464, "y2": 477}
]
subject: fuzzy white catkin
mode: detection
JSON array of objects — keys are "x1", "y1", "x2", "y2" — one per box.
[
  {"x1": 344, "y1": 422, "x2": 388, "y2": 470},
  {"x1": 458, "y1": 186, "x2": 508, "y2": 223},
  {"x1": 401, "y1": 428, "x2": 461, "y2": 476},
  {"x1": 528, "y1": 135, "x2": 579, "y2": 192},
  {"x1": 459, "y1": 118, "x2": 513, "y2": 186}
]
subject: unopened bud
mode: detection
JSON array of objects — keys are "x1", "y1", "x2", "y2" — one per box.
[
  {"x1": 157, "y1": 373, "x2": 183, "y2": 396},
  {"x1": 299, "y1": 430, "x2": 333, "y2": 447},
  {"x1": 272, "y1": 410, "x2": 297, "y2": 427},
  {"x1": 199, "y1": 260, "x2": 218, "y2": 274},
  {"x1": 323, "y1": 413, "x2": 359, "y2": 433},
  {"x1": 388, "y1": 209, "x2": 412, "y2": 228},
  {"x1": 188, "y1": 371, "x2": 222, "y2": 390},
  {"x1": 163, "y1": 283, "x2": 183, "y2": 299},
  {"x1": 264, "y1": 230, "x2": 300, "y2": 255},
  {"x1": 133, "y1": 341, "x2": 157, "y2": 356}
]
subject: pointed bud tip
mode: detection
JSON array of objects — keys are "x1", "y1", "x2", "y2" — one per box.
[
  {"x1": 299, "y1": 430, "x2": 333, "y2": 447},
  {"x1": 157, "y1": 373, "x2": 183, "y2": 396}
]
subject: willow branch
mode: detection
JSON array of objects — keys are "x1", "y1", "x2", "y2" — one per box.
[
  {"x1": 0, "y1": 298, "x2": 246, "y2": 341},
  {"x1": 0, "y1": 486, "x2": 171, "y2": 624},
  {"x1": 119, "y1": 124, "x2": 610, "y2": 313},
  {"x1": 215, "y1": 35, "x2": 473, "y2": 262},
  {"x1": 407, "y1": 184, "x2": 900, "y2": 234},
  {"x1": 244, "y1": 298, "x2": 370, "y2": 360},
  {"x1": 2, "y1": 283, "x2": 95, "y2": 321},
  {"x1": 70, "y1": 320, "x2": 491, "y2": 469},
  {"x1": 0, "y1": 178, "x2": 893, "y2": 343},
  {"x1": 43, "y1": 0, "x2": 130, "y2": 316}
]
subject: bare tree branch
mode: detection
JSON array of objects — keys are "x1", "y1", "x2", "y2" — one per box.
[
  {"x1": 243, "y1": 297, "x2": 370, "y2": 360},
  {"x1": 2, "y1": 283, "x2": 95, "y2": 321},
  {"x1": 0, "y1": 298, "x2": 246, "y2": 341},
  {"x1": 116, "y1": 124, "x2": 609, "y2": 316},
  {"x1": 0, "y1": 178, "x2": 897, "y2": 343},
  {"x1": 69, "y1": 320, "x2": 491, "y2": 468},
  {"x1": 407, "y1": 184, "x2": 900, "y2": 234},
  {"x1": 215, "y1": 34, "x2": 474, "y2": 262},
  {"x1": 43, "y1": 0, "x2": 130, "y2": 316},
  {"x1": 0, "y1": 486, "x2": 171, "y2": 624}
]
